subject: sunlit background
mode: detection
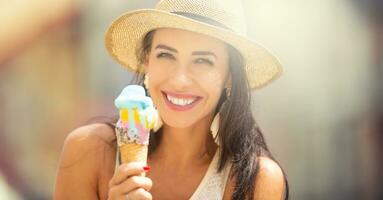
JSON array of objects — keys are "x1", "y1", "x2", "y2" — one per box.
[{"x1": 0, "y1": 0, "x2": 382, "y2": 199}]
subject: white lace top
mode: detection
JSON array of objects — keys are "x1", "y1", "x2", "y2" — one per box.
[{"x1": 115, "y1": 147, "x2": 232, "y2": 199}]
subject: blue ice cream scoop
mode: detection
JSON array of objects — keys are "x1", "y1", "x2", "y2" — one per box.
[{"x1": 114, "y1": 85, "x2": 153, "y2": 110}]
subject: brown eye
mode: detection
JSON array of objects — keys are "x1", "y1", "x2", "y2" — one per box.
[
  {"x1": 195, "y1": 58, "x2": 214, "y2": 66},
  {"x1": 156, "y1": 52, "x2": 175, "y2": 59}
]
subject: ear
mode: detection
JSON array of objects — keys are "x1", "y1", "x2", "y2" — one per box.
[
  {"x1": 142, "y1": 52, "x2": 150, "y2": 73},
  {"x1": 143, "y1": 62, "x2": 149, "y2": 74}
]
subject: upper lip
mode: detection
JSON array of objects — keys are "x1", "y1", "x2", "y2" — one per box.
[{"x1": 161, "y1": 90, "x2": 201, "y2": 99}]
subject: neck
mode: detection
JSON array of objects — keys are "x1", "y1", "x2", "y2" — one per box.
[{"x1": 151, "y1": 113, "x2": 217, "y2": 169}]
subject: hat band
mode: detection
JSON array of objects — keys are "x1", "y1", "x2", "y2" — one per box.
[{"x1": 171, "y1": 11, "x2": 232, "y2": 31}]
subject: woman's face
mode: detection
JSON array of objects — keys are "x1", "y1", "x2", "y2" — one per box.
[{"x1": 144, "y1": 28, "x2": 230, "y2": 128}]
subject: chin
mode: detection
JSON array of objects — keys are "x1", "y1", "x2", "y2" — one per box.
[{"x1": 161, "y1": 116, "x2": 197, "y2": 129}]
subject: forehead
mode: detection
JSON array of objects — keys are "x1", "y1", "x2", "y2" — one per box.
[{"x1": 151, "y1": 28, "x2": 227, "y2": 54}]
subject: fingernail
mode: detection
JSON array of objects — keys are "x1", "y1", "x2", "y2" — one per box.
[{"x1": 143, "y1": 166, "x2": 150, "y2": 171}]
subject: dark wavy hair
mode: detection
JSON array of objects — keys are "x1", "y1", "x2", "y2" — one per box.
[{"x1": 99, "y1": 30, "x2": 290, "y2": 200}]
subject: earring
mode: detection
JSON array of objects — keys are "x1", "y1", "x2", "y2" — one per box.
[
  {"x1": 225, "y1": 87, "x2": 231, "y2": 98},
  {"x1": 143, "y1": 74, "x2": 163, "y2": 132},
  {"x1": 144, "y1": 74, "x2": 149, "y2": 90},
  {"x1": 210, "y1": 113, "x2": 220, "y2": 145}
]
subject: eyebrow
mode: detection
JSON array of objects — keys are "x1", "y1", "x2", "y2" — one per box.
[
  {"x1": 155, "y1": 44, "x2": 177, "y2": 52},
  {"x1": 154, "y1": 44, "x2": 218, "y2": 59}
]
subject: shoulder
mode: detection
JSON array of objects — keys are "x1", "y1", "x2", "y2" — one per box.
[
  {"x1": 54, "y1": 123, "x2": 117, "y2": 199},
  {"x1": 65, "y1": 123, "x2": 116, "y2": 145},
  {"x1": 223, "y1": 156, "x2": 286, "y2": 200},
  {"x1": 59, "y1": 123, "x2": 116, "y2": 167},
  {"x1": 254, "y1": 156, "x2": 286, "y2": 200},
  {"x1": 58, "y1": 123, "x2": 117, "y2": 169}
]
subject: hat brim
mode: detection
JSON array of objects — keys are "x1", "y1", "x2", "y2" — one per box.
[{"x1": 105, "y1": 9, "x2": 283, "y2": 89}]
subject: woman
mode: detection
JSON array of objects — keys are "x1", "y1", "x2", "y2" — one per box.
[{"x1": 54, "y1": 0, "x2": 289, "y2": 199}]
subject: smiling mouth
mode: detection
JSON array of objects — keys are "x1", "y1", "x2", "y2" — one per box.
[{"x1": 161, "y1": 91, "x2": 202, "y2": 110}]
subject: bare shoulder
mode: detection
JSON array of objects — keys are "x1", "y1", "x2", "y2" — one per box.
[
  {"x1": 54, "y1": 123, "x2": 117, "y2": 200},
  {"x1": 223, "y1": 156, "x2": 286, "y2": 200},
  {"x1": 254, "y1": 156, "x2": 286, "y2": 200},
  {"x1": 58, "y1": 123, "x2": 116, "y2": 167},
  {"x1": 66, "y1": 123, "x2": 116, "y2": 145}
]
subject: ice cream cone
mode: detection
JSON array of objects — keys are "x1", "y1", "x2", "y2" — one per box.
[
  {"x1": 119, "y1": 143, "x2": 148, "y2": 164},
  {"x1": 114, "y1": 85, "x2": 160, "y2": 172}
]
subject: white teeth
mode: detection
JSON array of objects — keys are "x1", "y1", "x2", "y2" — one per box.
[{"x1": 166, "y1": 94, "x2": 197, "y2": 106}]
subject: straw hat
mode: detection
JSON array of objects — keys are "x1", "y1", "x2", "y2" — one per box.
[{"x1": 105, "y1": 0, "x2": 283, "y2": 89}]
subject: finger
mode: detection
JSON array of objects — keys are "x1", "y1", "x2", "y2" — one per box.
[
  {"x1": 108, "y1": 176, "x2": 151, "y2": 200},
  {"x1": 107, "y1": 186, "x2": 121, "y2": 200},
  {"x1": 110, "y1": 162, "x2": 147, "y2": 186},
  {"x1": 117, "y1": 176, "x2": 152, "y2": 194},
  {"x1": 128, "y1": 188, "x2": 152, "y2": 200}
]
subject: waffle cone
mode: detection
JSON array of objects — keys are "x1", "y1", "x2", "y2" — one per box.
[{"x1": 119, "y1": 143, "x2": 148, "y2": 164}]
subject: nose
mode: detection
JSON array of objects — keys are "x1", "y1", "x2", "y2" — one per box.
[{"x1": 169, "y1": 64, "x2": 193, "y2": 90}]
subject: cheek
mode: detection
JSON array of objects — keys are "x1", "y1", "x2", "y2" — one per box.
[
  {"x1": 147, "y1": 59, "x2": 167, "y2": 83},
  {"x1": 147, "y1": 57, "x2": 170, "y2": 81},
  {"x1": 197, "y1": 70, "x2": 227, "y2": 107},
  {"x1": 197, "y1": 69, "x2": 228, "y2": 90},
  {"x1": 146, "y1": 68, "x2": 167, "y2": 105}
]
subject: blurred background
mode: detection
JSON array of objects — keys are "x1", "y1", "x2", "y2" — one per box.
[{"x1": 0, "y1": 0, "x2": 382, "y2": 199}]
